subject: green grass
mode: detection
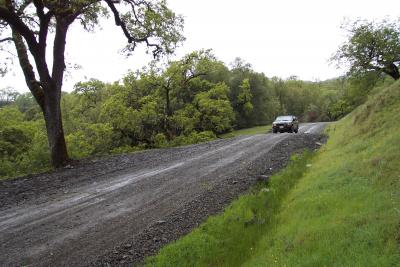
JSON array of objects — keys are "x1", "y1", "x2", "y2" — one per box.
[
  {"x1": 244, "y1": 81, "x2": 400, "y2": 266},
  {"x1": 145, "y1": 152, "x2": 315, "y2": 267},
  {"x1": 220, "y1": 125, "x2": 271, "y2": 138},
  {"x1": 145, "y1": 81, "x2": 400, "y2": 266}
]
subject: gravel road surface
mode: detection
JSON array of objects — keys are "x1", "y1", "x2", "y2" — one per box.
[{"x1": 0, "y1": 123, "x2": 327, "y2": 266}]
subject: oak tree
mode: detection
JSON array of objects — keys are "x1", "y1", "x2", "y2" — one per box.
[
  {"x1": 0, "y1": 0, "x2": 184, "y2": 167},
  {"x1": 333, "y1": 19, "x2": 400, "y2": 80}
]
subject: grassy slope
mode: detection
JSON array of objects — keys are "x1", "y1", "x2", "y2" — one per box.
[
  {"x1": 145, "y1": 81, "x2": 400, "y2": 266},
  {"x1": 245, "y1": 81, "x2": 400, "y2": 266}
]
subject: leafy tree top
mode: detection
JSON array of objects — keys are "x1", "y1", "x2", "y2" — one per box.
[{"x1": 332, "y1": 19, "x2": 400, "y2": 80}]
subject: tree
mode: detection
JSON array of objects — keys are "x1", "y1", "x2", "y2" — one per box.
[
  {"x1": 234, "y1": 78, "x2": 253, "y2": 127},
  {"x1": 0, "y1": 0, "x2": 184, "y2": 167},
  {"x1": 333, "y1": 19, "x2": 400, "y2": 80},
  {"x1": 195, "y1": 82, "x2": 234, "y2": 134}
]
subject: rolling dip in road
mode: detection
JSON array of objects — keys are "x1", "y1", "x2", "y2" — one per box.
[{"x1": 0, "y1": 123, "x2": 326, "y2": 266}]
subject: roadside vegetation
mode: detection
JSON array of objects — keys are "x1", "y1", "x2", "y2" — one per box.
[
  {"x1": 0, "y1": 53, "x2": 348, "y2": 179},
  {"x1": 244, "y1": 80, "x2": 400, "y2": 266},
  {"x1": 145, "y1": 80, "x2": 400, "y2": 267},
  {"x1": 219, "y1": 124, "x2": 271, "y2": 138},
  {"x1": 1, "y1": 16, "x2": 398, "y2": 179},
  {"x1": 145, "y1": 152, "x2": 315, "y2": 267}
]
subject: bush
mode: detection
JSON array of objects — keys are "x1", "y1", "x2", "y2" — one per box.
[
  {"x1": 66, "y1": 123, "x2": 114, "y2": 159},
  {"x1": 153, "y1": 133, "x2": 168, "y2": 148}
]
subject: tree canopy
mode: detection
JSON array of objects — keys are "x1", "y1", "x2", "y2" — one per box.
[
  {"x1": 0, "y1": 0, "x2": 184, "y2": 167},
  {"x1": 333, "y1": 19, "x2": 400, "y2": 80}
]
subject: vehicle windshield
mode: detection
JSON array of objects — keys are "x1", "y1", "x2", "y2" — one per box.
[{"x1": 275, "y1": 116, "x2": 292, "y2": 121}]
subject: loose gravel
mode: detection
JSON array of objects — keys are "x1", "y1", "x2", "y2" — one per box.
[
  {"x1": 0, "y1": 127, "x2": 327, "y2": 267},
  {"x1": 92, "y1": 133, "x2": 327, "y2": 266}
]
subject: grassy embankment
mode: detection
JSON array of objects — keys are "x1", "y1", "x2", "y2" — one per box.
[{"x1": 145, "y1": 81, "x2": 400, "y2": 266}]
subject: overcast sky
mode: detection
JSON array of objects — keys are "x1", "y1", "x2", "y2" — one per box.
[{"x1": 2, "y1": 0, "x2": 400, "y2": 92}]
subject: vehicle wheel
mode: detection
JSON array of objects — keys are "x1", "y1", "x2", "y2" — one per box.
[
  {"x1": 273, "y1": 130, "x2": 277, "y2": 134},
  {"x1": 294, "y1": 128, "x2": 298, "y2": 133},
  {"x1": 289, "y1": 126, "x2": 294, "y2": 133}
]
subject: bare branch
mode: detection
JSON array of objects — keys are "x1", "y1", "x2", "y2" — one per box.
[
  {"x1": 104, "y1": 0, "x2": 133, "y2": 43},
  {"x1": 0, "y1": 6, "x2": 39, "y2": 54},
  {"x1": 12, "y1": 30, "x2": 44, "y2": 109},
  {"x1": 0, "y1": 36, "x2": 12, "y2": 42}
]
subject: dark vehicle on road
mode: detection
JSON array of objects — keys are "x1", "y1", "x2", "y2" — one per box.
[{"x1": 272, "y1": 115, "x2": 299, "y2": 133}]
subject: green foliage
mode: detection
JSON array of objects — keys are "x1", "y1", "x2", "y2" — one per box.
[
  {"x1": 0, "y1": 50, "x2": 347, "y2": 179},
  {"x1": 236, "y1": 78, "x2": 253, "y2": 117},
  {"x1": 195, "y1": 82, "x2": 234, "y2": 134},
  {"x1": 0, "y1": 107, "x2": 50, "y2": 179},
  {"x1": 153, "y1": 133, "x2": 168, "y2": 148},
  {"x1": 328, "y1": 99, "x2": 353, "y2": 120},
  {"x1": 244, "y1": 80, "x2": 400, "y2": 267},
  {"x1": 0, "y1": 127, "x2": 31, "y2": 157},
  {"x1": 171, "y1": 104, "x2": 201, "y2": 135},
  {"x1": 1, "y1": 0, "x2": 185, "y2": 168},
  {"x1": 333, "y1": 19, "x2": 400, "y2": 80},
  {"x1": 66, "y1": 123, "x2": 114, "y2": 158}
]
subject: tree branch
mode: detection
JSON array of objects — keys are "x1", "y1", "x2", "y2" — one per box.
[
  {"x1": 0, "y1": 5, "x2": 39, "y2": 55},
  {"x1": 0, "y1": 37, "x2": 13, "y2": 42},
  {"x1": 103, "y1": 0, "x2": 134, "y2": 43},
  {"x1": 32, "y1": 0, "x2": 52, "y2": 54},
  {"x1": 12, "y1": 30, "x2": 44, "y2": 110},
  {"x1": 16, "y1": 0, "x2": 33, "y2": 15}
]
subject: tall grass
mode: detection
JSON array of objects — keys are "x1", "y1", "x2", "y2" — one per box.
[{"x1": 244, "y1": 81, "x2": 400, "y2": 266}]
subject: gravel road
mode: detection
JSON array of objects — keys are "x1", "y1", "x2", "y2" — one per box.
[{"x1": 0, "y1": 123, "x2": 327, "y2": 266}]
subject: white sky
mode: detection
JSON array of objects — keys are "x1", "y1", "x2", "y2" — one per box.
[{"x1": 2, "y1": 0, "x2": 400, "y2": 92}]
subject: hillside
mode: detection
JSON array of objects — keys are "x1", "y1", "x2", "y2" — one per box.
[
  {"x1": 146, "y1": 81, "x2": 400, "y2": 266},
  {"x1": 244, "y1": 77, "x2": 400, "y2": 266}
]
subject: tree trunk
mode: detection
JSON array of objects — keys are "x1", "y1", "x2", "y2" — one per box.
[
  {"x1": 384, "y1": 63, "x2": 400, "y2": 80},
  {"x1": 43, "y1": 88, "x2": 69, "y2": 168}
]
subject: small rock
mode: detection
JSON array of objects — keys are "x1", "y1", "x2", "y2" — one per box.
[
  {"x1": 124, "y1": 243, "x2": 132, "y2": 249},
  {"x1": 315, "y1": 142, "x2": 323, "y2": 146},
  {"x1": 156, "y1": 220, "x2": 166, "y2": 224},
  {"x1": 256, "y1": 175, "x2": 269, "y2": 182},
  {"x1": 232, "y1": 180, "x2": 238, "y2": 184},
  {"x1": 306, "y1": 164, "x2": 312, "y2": 168},
  {"x1": 64, "y1": 164, "x2": 74, "y2": 169},
  {"x1": 260, "y1": 188, "x2": 270, "y2": 193}
]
